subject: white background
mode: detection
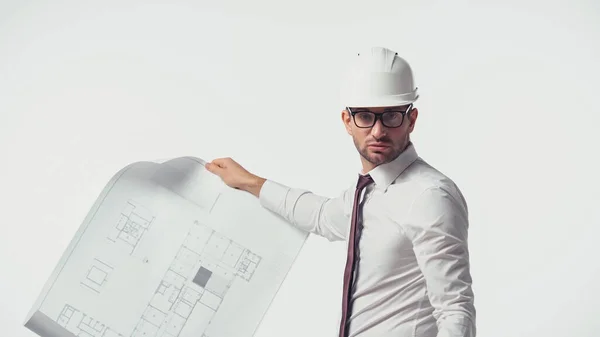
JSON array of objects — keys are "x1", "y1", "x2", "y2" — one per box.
[{"x1": 1, "y1": 0, "x2": 599, "y2": 336}]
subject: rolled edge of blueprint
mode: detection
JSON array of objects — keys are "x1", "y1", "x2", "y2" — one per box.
[{"x1": 24, "y1": 156, "x2": 308, "y2": 337}]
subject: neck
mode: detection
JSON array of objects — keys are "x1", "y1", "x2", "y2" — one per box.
[{"x1": 360, "y1": 159, "x2": 377, "y2": 174}]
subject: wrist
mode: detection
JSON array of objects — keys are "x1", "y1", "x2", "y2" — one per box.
[{"x1": 245, "y1": 175, "x2": 266, "y2": 198}]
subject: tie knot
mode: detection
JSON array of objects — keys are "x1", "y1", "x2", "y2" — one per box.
[{"x1": 356, "y1": 174, "x2": 374, "y2": 190}]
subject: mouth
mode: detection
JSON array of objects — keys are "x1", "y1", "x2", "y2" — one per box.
[{"x1": 368, "y1": 143, "x2": 390, "y2": 150}]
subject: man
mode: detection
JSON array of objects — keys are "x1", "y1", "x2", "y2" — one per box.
[{"x1": 205, "y1": 47, "x2": 476, "y2": 337}]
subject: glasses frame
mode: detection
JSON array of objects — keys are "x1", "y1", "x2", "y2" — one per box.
[{"x1": 347, "y1": 104, "x2": 414, "y2": 129}]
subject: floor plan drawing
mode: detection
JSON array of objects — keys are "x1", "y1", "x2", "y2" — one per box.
[
  {"x1": 131, "y1": 219, "x2": 262, "y2": 337},
  {"x1": 57, "y1": 304, "x2": 123, "y2": 337},
  {"x1": 24, "y1": 156, "x2": 309, "y2": 337},
  {"x1": 80, "y1": 258, "x2": 114, "y2": 294},
  {"x1": 106, "y1": 200, "x2": 155, "y2": 256}
]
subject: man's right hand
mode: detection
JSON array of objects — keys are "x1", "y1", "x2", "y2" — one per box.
[{"x1": 205, "y1": 157, "x2": 266, "y2": 198}]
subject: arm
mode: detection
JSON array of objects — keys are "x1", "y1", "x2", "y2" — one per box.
[
  {"x1": 204, "y1": 158, "x2": 351, "y2": 241},
  {"x1": 403, "y1": 186, "x2": 476, "y2": 337},
  {"x1": 257, "y1": 179, "x2": 352, "y2": 242}
]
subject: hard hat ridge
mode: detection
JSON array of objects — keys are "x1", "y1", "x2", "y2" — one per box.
[{"x1": 359, "y1": 46, "x2": 397, "y2": 73}]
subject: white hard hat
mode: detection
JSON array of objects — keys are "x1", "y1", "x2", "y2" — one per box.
[{"x1": 340, "y1": 47, "x2": 419, "y2": 108}]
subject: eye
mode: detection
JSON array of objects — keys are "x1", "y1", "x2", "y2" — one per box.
[
  {"x1": 383, "y1": 112, "x2": 402, "y2": 121},
  {"x1": 356, "y1": 112, "x2": 373, "y2": 120}
]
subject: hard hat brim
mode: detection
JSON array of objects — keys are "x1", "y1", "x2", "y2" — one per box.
[{"x1": 343, "y1": 91, "x2": 419, "y2": 108}]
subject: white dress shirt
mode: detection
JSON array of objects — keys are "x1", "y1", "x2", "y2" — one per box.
[{"x1": 258, "y1": 143, "x2": 476, "y2": 337}]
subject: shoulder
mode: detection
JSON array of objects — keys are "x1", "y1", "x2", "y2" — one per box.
[
  {"x1": 384, "y1": 157, "x2": 469, "y2": 228},
  {"x1": 389, "y1": 157, "x2": 466, "y2": 202}
]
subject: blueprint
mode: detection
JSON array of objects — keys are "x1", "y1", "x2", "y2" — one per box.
[{"x1": 24, "y1": 157, "x2": 308, "y2": 337}]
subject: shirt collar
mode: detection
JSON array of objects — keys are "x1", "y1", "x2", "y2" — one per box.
[{"x1": 361, "y1": 142, "x2": 419, "y2": 191}]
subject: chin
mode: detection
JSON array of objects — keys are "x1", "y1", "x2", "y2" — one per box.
[{"x1": 365, "y1": 152, "x2": 389, "y2": 165}]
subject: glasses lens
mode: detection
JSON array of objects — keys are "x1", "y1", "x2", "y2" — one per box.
[
  {"x1": 382, "y1": 112, "x2": 404, "y2": 127},
  {"x1": 354, "y1": 112, "x2": 375, "y2": 127}
]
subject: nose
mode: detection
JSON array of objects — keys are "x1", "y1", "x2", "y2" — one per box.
[{"x1": 370, "y1": 119, "x2": 387, "y2": 139}]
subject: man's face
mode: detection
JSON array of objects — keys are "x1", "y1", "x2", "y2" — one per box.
[{"x1": 342, "y1": 105, "x2": 418, "y2": 171}]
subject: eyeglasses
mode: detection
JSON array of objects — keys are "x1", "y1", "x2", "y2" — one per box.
[{"x1": 347, "y1": 104, "x2": 413, "y2": 128}]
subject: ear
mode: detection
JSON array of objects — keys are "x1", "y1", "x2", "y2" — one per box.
[
  {"x1": 341, "y1": 109, "x2": 353, "y2": 135},
  {"x1": 407, "y1": 108, "x2": 418, "y2": 133}
]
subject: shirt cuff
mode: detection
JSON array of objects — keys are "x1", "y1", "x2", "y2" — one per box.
[{"x1": 258, "y1": 179, "x2": 290, "y2": 214}]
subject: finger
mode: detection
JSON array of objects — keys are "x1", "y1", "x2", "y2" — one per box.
[
  {"x1": 209, "y1": 157, "x2": 230, "y2": 167},
  {"x1": 205, "y1": 162, "x2": 221, "y2": 173}
]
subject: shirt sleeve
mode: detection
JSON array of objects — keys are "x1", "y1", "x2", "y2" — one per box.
[
  {"x1": 403, "y1": 186, "x2": 476, "y2": 337},
  {"x1": 258, "y1": 179, "x2": 352, "y2": 242}
]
